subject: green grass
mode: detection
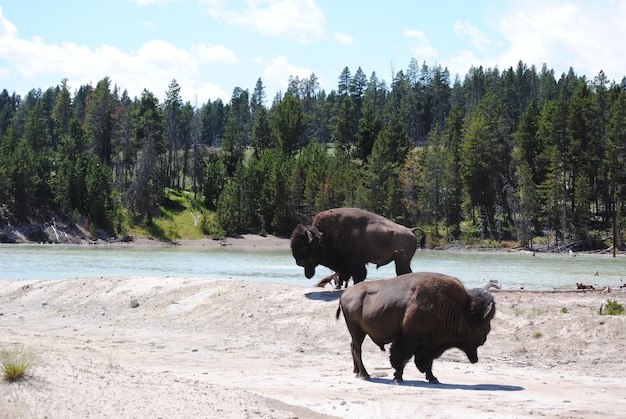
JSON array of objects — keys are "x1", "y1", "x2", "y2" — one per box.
[
  {"x1": 0, "y1": 344, "x2": 38, "y2": 382},
  {"x1": 130, "y1": 188, "x2": 209, "y2": 241},
  {"x1": 602, "y1": 299, "x2": 625, "y2": 315}
]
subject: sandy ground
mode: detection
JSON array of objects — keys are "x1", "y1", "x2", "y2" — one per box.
[{"x1": 2, "y1": 238, "x2": 626, "y2": 418}]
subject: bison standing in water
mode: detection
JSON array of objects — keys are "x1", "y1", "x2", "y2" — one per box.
[
  {"x1": 336, "y1": 272, "x2": 496, "y2": 384},
  {"x1": 290, "y1": 208, "x2": 421, "y2": 288}
]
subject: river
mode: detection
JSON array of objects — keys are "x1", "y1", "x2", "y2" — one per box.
[{"x1": 1, "y1": 244, "x2": 625, "y2": 291}]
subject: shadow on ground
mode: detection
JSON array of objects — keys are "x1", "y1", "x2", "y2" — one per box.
[{"x1": 305, "y1": 290, "x2": 342, "y2": 301}]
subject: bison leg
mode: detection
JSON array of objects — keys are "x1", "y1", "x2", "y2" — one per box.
[
  {"x1": 414, "y1": 357, "x2": 439, "y2": 384},
  {"x1": 389, "y1": 337, "x2": 414, "y2": 383},
  {"x1": 394, "y1": 253, "x2": 413, "y2": 276},
  {"x1": 351, "y1": 264, "x2": 367, "y2": 285},
  {"x1": 348, "y1": 329, "x2": 370, "y2": 379},
  {"x1": 336, "y1": 272, "x2": 351, "y2": 289},
  {"x1": 414, "y1": 347, "x2": 440, "y2": 384}
]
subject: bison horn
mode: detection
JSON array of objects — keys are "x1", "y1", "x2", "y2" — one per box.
[
  {"x1": 483, "y1": 302, "x2": 494, "y2": 319},
  {"x1": 306, "y1": 229, "x2": 314, "y2": 243}
]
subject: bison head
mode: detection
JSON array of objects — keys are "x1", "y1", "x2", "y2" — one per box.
[
  {"x1": 290, "y1": 224, "x2": 324, "y2": 279},
  {"x1": 462, "y1": 288, "x2": 496, "y2": 364}
]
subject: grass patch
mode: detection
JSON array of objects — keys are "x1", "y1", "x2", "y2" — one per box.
[
  {"x1": 129, "y1": 188, "x2": 209, "y2": 241},
  {"x1": 601, "y1": 299, "x2": 625, "y2": 315},
  {"x1": 0, "y1": 344, "x2": 38, "y2": 382}
]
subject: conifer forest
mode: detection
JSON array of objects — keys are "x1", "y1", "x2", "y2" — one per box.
[{"x1": 2, "y1": 60, "x2": 626, "y2": 249}]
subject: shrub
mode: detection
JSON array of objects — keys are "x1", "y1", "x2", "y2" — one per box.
[
  {"x1": 602, "y1": 299, "x2": 625, "y2": 315},
  {"x1": 0, "y1": 344, "x2": 38, "y2": 382},
  {"x1": 200, "y1": 212, "x2": 224, "y2": 239}
]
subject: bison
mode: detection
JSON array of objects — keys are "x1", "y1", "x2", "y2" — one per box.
[
  {"x1": 290, "y1": 208, "x2": 421, "y2": 288},
  {"x1": 336, "y1": 272, "x2": 496, "y2": 384}
]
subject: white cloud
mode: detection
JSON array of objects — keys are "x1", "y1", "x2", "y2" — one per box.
[
  {"x1": 0, "y1": 6, "x2": 237, "y2": 103},
  {"x1": 498, "y1": 4, "x2": 584, "y2": 69},
  {"x1": 403, "y1": 29, "x2": 438, "y2": 60},
  {"x1": 333, "y1": 32, "x2": 354, "y2": 46},
  {"x1": 188, "y1": 82, "x2": 230, "y2": 105},
  {"x1": 494, "y1": 1, "x2": 626, "y2": 81},
  {"x1": 262, "y1": 55, "x2": 314, "y2": 94},
  {"x1": 453, "y1": 20, "x2": 490, "y2": 53},
  {"x1": 403, "y1": 29, "x2": 427, "y2": 42},
  {"x1": 205, "y1": 0, "x2": 325, "y2": 43},
  {"x1": 438, "y1": 1, "x2": 626, "y2": 82},
  {"x1": 444, "y1": 50, "x2": 482, "y2": 78},
  {"x1": 192, "y1": 43, "x2": 238, "y2": 64},
  {"x1": 0, "y1": 6, "x2": 17, "y2": 37}
]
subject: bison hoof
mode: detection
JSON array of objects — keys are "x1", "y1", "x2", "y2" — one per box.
[
  {"x1": 356, "y1": 373, "x2": 370, "y2": 380},
  {"x1": 428, "y1": 378, "x2": 440, "y2": 384}
]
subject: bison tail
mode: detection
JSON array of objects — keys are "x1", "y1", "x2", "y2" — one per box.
[
  {"x1": 410, "y1": 227, "x2": 427, "y2": 248},
  {"x1": 335, "y1": 303, "x2": 342, "y2": 320}
]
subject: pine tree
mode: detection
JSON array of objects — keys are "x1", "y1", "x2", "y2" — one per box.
[
  {"x1": 250, "y1": 106, "x2": 274, "y2": 153},
  {"x1": 130, "y1": 90, "x2": 165, "y2": 222},
  {"x1": 85, "y1": 77, "x2": 115, "y2": 166},
  {"x1": 605, "y1": 92, "x2": 626, "y2": 249},
  {"x1": 22, "y1": 102, "x2": 53, "y2": 210},
  {"x1": 164, "y1": 79, "x2": 183, "y2": 188},
  {"x1": 460, "y1": 92, "x2": 513, "y2": 238},
  {"x1": 333, "y1": 94, "x2": 356, "y2": 152},
  {"x1": 364, "y1": 114, "x2": 410, "y2": 218},
  {"x1": 355, "y1": 102, "x2": 381, "y2": 162},
  {"x1": 338, "y1": 67, "x2": 351, "y2": 97},
  {"x1": 272, "y1": 92, "x2": 305, "y2": 156}
]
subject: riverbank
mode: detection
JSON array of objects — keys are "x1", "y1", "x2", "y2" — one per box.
[
  {"x1": 1, "y1": 275, "x2": 626, "y2": 418},
  {"x1": 0, "y1": 218, "x2": 292, "y2": 249}
]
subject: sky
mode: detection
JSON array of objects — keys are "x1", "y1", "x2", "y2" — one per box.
[{"x1": 1, "y1": 0, "x2": 625, "y2": 106}]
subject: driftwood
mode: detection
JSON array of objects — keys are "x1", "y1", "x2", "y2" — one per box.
[{"x1": 316, "y1": 272, "x2": 341, "y2": 288}]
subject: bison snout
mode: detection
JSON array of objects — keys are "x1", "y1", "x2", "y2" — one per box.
[{"x1": 304, "y1": 266, "x2": 316, "y2": 279}]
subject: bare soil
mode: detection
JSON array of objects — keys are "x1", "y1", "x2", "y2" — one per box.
[{"x1": 2, "y1": 264, "x2": 626, "y2": 418}]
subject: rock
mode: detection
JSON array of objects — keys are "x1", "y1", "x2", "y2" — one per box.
[{"x1": 130, "y1": 298, "x2": 139, "y2": 308}]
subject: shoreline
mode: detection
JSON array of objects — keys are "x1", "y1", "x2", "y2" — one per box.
[
  {"x1": 2, "y1": 218, "x2": 623, "y2": 255},
  {"x1": 4, "y1": 233, "x2": 625, "y2": 257},
  {"x1": 0, "y1": 233, "x2": 292, "y2": 249}
]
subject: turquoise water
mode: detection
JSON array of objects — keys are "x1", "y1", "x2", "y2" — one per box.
[{"x1": 1, "y1": 244, "x2": 625, "y2": 291}]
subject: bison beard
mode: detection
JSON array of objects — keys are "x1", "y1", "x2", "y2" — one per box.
[
  {"x1": 290, "y1": 207, "x2": 421, "y2": 288},
  {"x1": 336, "y1": 272, "x2": 496, "y2": 384}
]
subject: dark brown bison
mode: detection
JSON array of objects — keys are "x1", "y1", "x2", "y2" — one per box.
[
  {"x1": 290, "y1": 208, "x2": 421, "y2": 288},
  {"x1": 336, "y1": 272, "x2": 496, "y2": 384}
]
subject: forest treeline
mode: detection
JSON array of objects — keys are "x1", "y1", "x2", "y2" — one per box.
[{"x1": 1, "y1": 59, "x2": 626, "y2": 249}]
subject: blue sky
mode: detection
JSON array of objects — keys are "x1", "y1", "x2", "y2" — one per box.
[{"x1": 1, "y1": 0, "x2": 624, "y2": 105}]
